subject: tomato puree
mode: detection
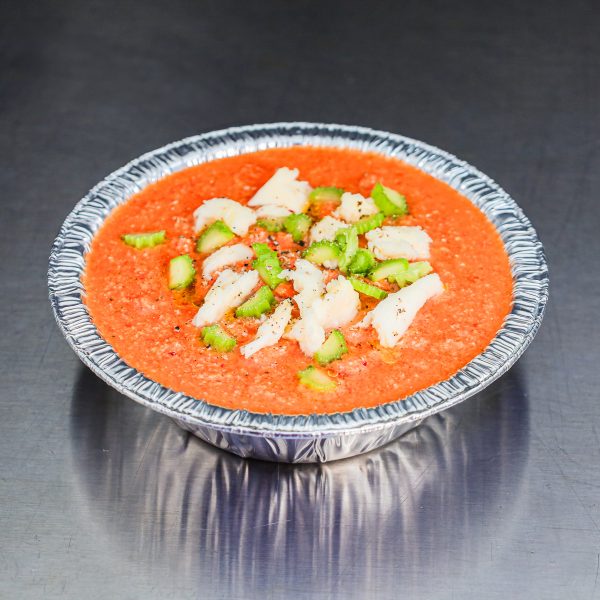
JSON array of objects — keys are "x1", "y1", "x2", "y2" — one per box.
[{"x1": 83, "y1": 146, "x2": 513, "y2": 415}]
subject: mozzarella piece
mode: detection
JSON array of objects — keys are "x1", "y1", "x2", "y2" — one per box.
[
  {"x1": 255, "y1": 205, "x2": 292, "y2": 219},
  {"x1": 192, "y1": 269, "x2": 259, "y2": 328},
  {"x1": 365, "y1": 226, "x2": 432, "y2": 261},
  {"x1": 286, "y1": 306, "x2": 326, "y2": 356},
  {"x1": 193, "y1": 198, "x2": 256, "y2": 236},
  {"x1": 357, "y1": 274, "x2": 443, "y2": 347},
  {"x1": 280, "y1": 259, "x2": 325, "y2": 311},
  {"x1": 248, "y1": 167, "x2": 312, "y2": 214},
  {"x1": 312, "y1": 275, "x2": 360, "y2": 329},
  {"x1": 201, "y1": 244, "x2": 254, "y2": 280},
  {"x1": 332, "y1": 192, "x2": 379, "y2": 223},
  {"x1": 240, "y1": 299, "x2": 293, "y2": 358}
]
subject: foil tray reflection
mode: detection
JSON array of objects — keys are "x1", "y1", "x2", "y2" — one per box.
[{"x1": 70, "y1": 366, "x2": 529, "y2": 598}]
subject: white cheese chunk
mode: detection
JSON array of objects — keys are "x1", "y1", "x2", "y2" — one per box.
[
  {"x1": 280, "y1": 259, "x2": 325, "y2": 311},
  {"x1": 202, "y1": 244, "x2": 254, "y2": 280},
  {"x1": 255, "y1": 205, "x2": 293, "y2": 219},
  {"x1": 312, "y1": 275, "x2": 360, "y2": 329},
  {"x1": 193, "y1": 198, "x2": 256, "y2": 236},
  {"x1": 356, "y1": 273, "x2": 443, "y2": 347},
  {"x1": 192, "y1": 269, "x2": 259, "y2": 328},
  {"x1": 240, "y1": 299, "x2": 293, "y2": 358},
  {"x1": 286, "y1": 306, "x2": 326, "y2": 356},
  {"x1": 332, "y1": 192, "x2": 379, "y2": 223},
  {"x1": 248, "y1": 167, "x2": 312, "y2": 214},
  {"x1": 365, "y1": 226, "x2": 432, "y2": 261}
]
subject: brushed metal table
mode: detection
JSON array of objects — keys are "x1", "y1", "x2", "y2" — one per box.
[{"x1": 1, "y1": 1, "x2": 599, "y2": 598}]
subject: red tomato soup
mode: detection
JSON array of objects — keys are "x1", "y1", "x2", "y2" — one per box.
[{"x1": 83, "y1": 146, "x2": 513, "y2": 415}]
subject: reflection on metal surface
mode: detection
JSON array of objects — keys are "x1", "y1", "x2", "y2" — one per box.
[{"x1": 70, "y1": 366, "x2": 529, "y2": 598}]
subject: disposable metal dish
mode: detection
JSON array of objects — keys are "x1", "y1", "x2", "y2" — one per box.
[{"x1": 48, "y1": 122, "x2": 548, "y2": 463}]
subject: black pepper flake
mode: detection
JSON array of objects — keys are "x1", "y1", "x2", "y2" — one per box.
[
  {"x1": 298, "y1": 241, "x2": 305, "y2": 247},
  {"x1": 174, "y1": 326, "x2": 180, "y2": 331}
]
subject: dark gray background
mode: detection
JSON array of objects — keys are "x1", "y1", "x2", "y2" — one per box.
[{"x1": 1, "y1": 1, "x2": 599, "y2": 598}]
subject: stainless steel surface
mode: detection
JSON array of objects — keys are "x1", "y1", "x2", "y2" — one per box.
[
  {"x1": 68, "y1": 368, "x2": 529, "y2": 599},
  {"x1": 2, "y1": 0, "x2": 599, "y2": 597},
  {"x1": 48, "y1": 122, "x2": 548, "y2": 463}
]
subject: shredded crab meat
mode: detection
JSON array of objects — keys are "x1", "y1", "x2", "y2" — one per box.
[
  {"x1": 192, "y1": 269, "x2": 259, "y2": 328},
  {"x1": 312, "y1": 275, "x2": 360, "y2": 329},
  {"x1": 248, "y1": 167, "x2": 312, "y2": 214},
  {"x1": 201, "y1": 243, "x2": 254, "y2": 280},
  {"x1": 332, "y1": 192, "x2": 379, "y2": 222},
  {"x1": 366, "y1": 226, "x2": 432, "y2": 261},
  {"x1": 280, "y1": 259, "x2": 325, "y2": 311},
  {"x1": 193, "y1": 197, "x2": 257, "y2": 236},
  {"x1": 191, "y1": 168, "x2": 440, "y2": 360},
  {"x1": 309, "y1": 215, "x2": 346, "y2": 244},
  {"x1": 356, "y1": 273, "x2": 444, "y2": 347},
  {"x1": 240, "y1": 299, "x2": 293, "y2": 358},
  {"x1": 255, "y1": 205, "x2": 293, "y2": 219},
  {"x1": 285, "y1": 306, "x2": 326, "y2": 356}
]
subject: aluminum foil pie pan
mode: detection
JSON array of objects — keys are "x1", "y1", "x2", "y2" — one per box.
[{"x1": 48, "y1": 122, "x2": 549, "y2": 463}]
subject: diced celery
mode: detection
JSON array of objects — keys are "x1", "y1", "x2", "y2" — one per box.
[
  {"x1": 314, "y1": 330, "x2": 348, "y2": 365},
  {"x1": 349, "y1": 276, "x2": 388, "y2": 300},
  {"x1": 196, "y1": 221, "x2": 235, "y2": 254},
  {"x1": 371, "y1": 183, "x2": 408, "y2": 216},
  {"x1": 369, "y1": 258, "x2": 410, "y2": 282},
  {"x1": 303, "y1": 241, "x2": 341, "y2": 266},
  {"x1": 122, "y1": 230, "x2": 166, "y2": 249},
  {"x1": 168, "y1": 254, "x2": 196, "y2": 290},
  {"x1": 201, "y1": 324, "x2": 236, "y2": 352},
  {"x1": 392, "y1": 261, "x2": 433, "y2": 287},
  {"x1": 283, "y1": 213, "x2": 313, "y2": 242},
  {"x1": 335, "y1": 226, "x2": 359, "y2": 273},
  {"x1": 347, "y1": 248, "x2": 376, "y2": 275},
  {"x1": 309, "y1": 186, "x2": 344, "y2": 204},
  {"x1": 252, "y1": 243, "x2": 284, "y2": 288},
  {"x1": 297, "y1": 366, "x2": 337, "y2": 391},
  {"x1": 256, "y1": 218, "x2": 284, "y2": 233},
  {"x1": 235, "y1": 286, "x2": 275, "y2": 318},
  {"x1": 354, "y1": 212, "x2": 385, "y2": 235}
]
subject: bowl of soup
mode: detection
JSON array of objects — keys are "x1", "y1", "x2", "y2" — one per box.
[{"x1": 49, "y1": 122, "x2": 548, "y2": 462}]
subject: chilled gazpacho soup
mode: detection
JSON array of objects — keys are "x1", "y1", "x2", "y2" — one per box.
[{"x1": 83, "y1": 146, "x2": 513, "y2": 415}]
